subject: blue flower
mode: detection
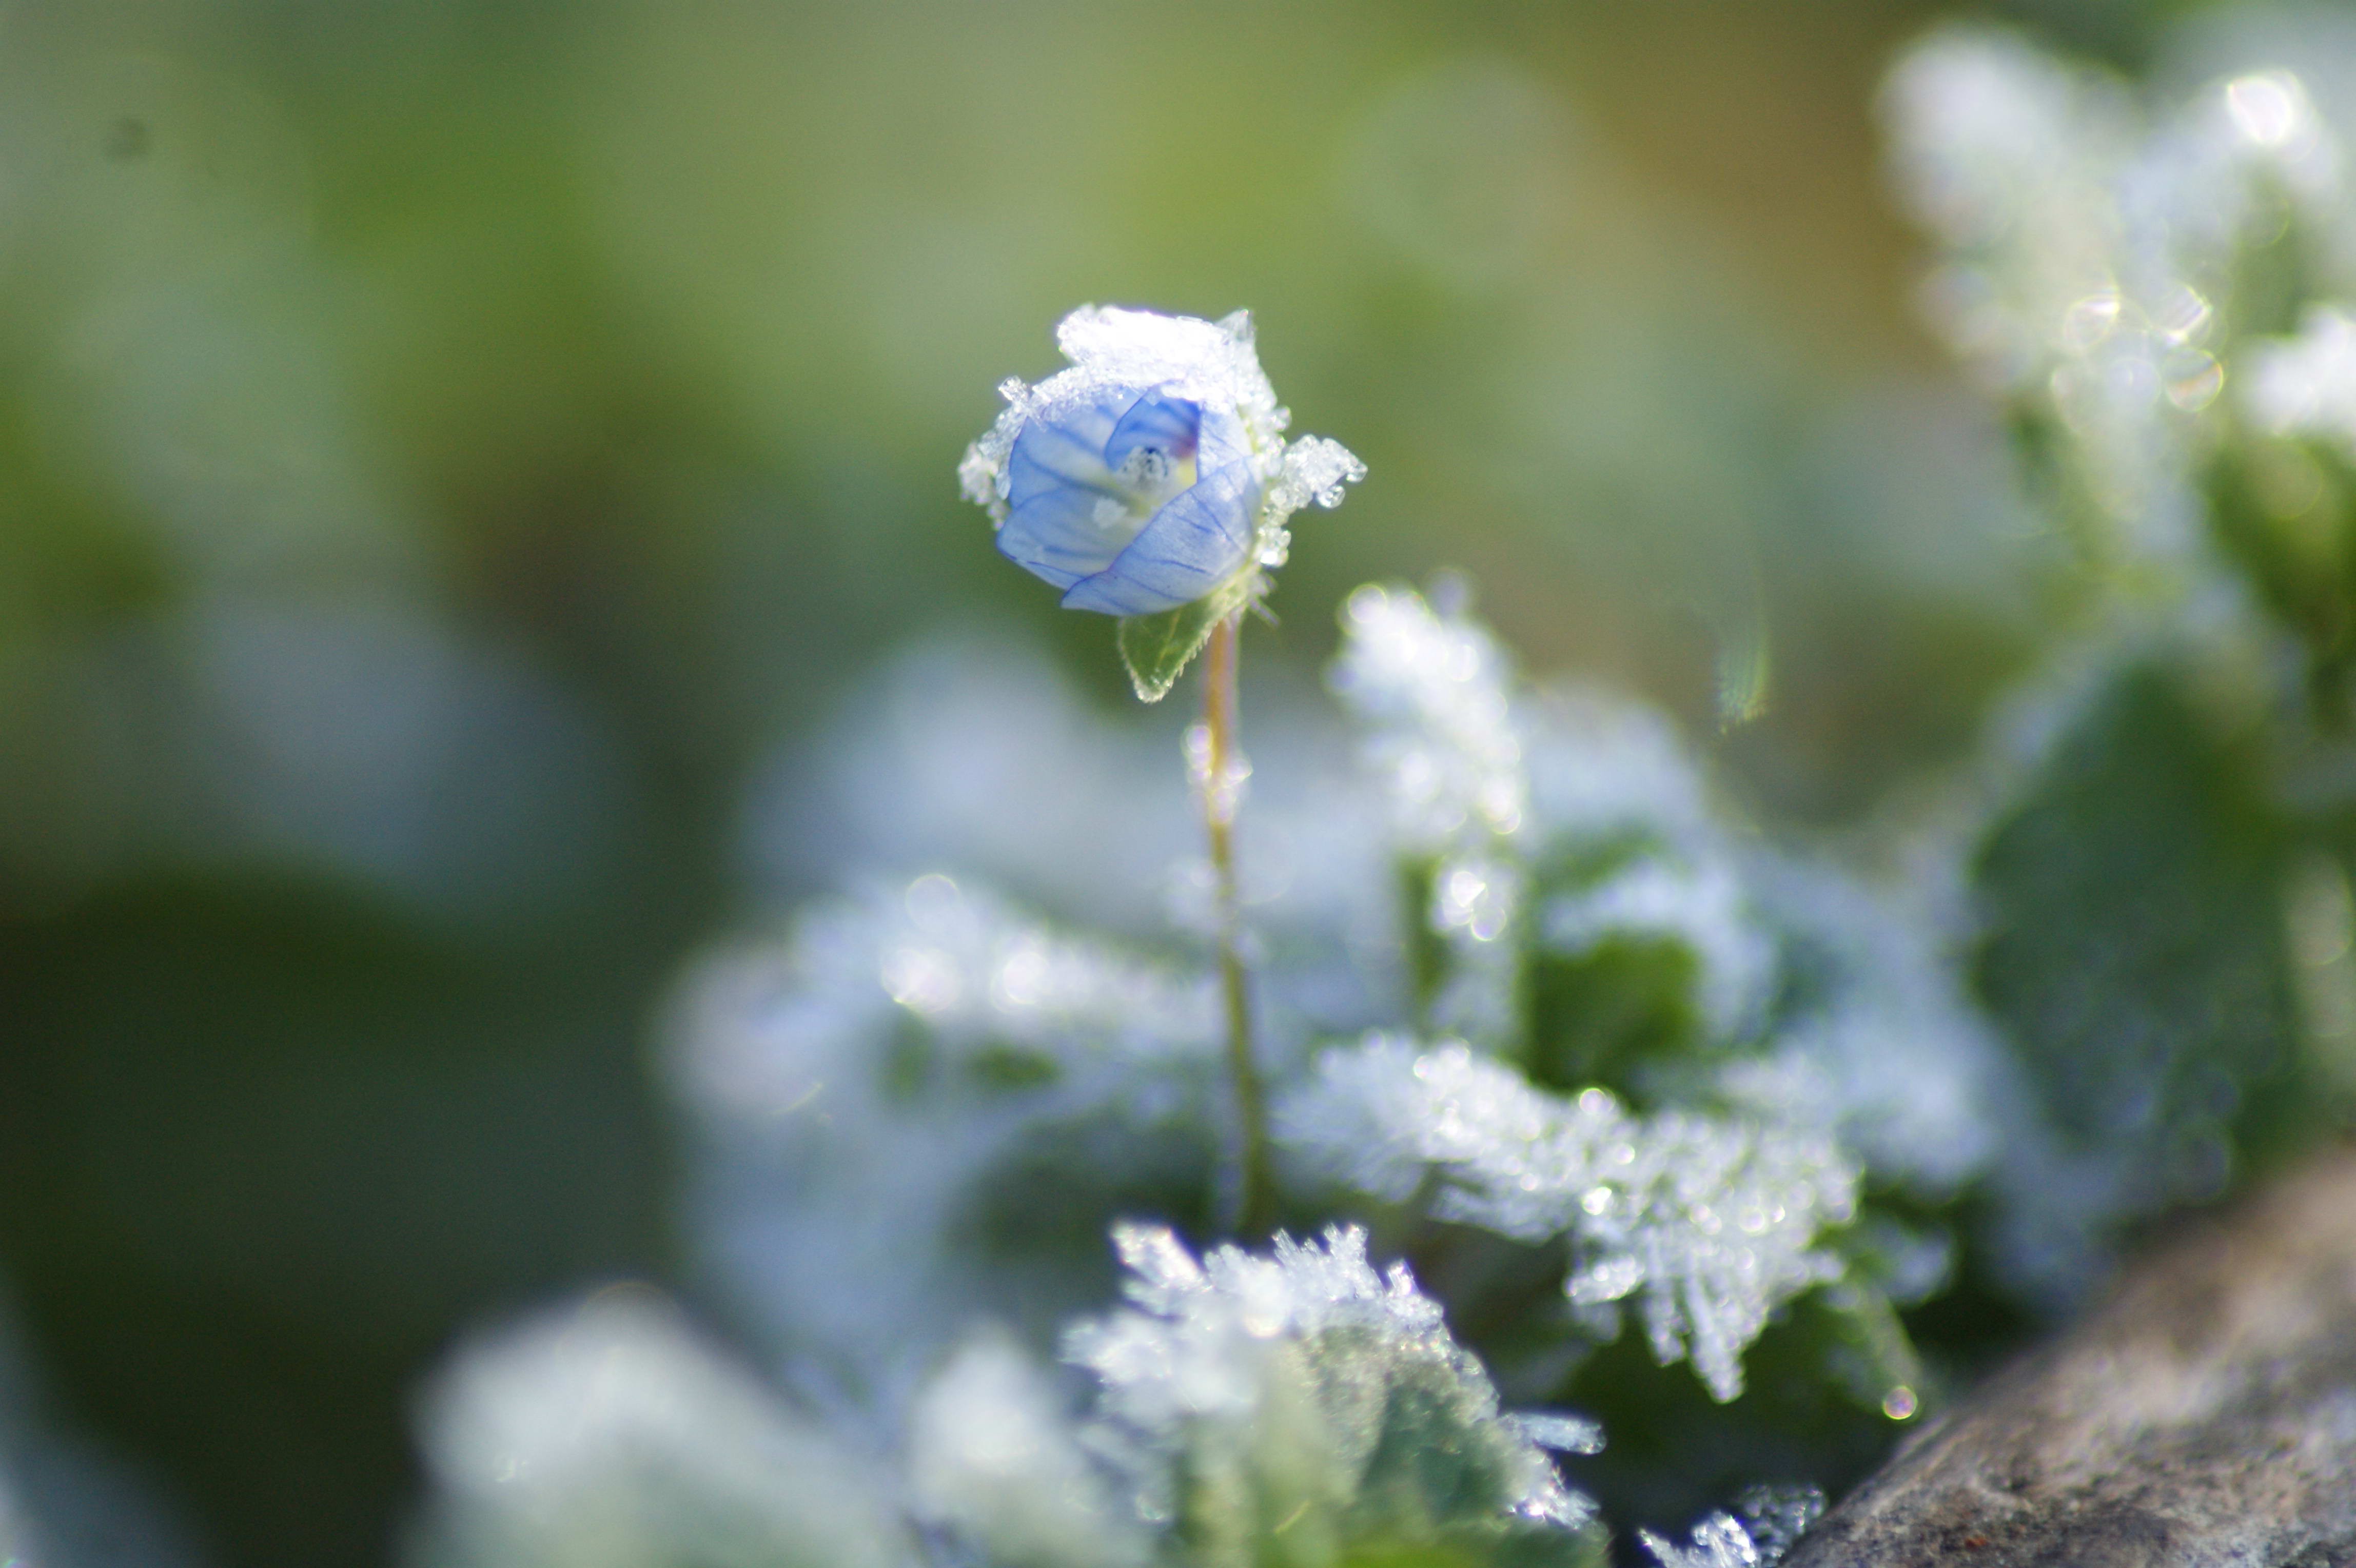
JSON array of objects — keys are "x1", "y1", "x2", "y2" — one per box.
[{"x1": 963, "y1": 307, "x2": 1364, "y2": 618}]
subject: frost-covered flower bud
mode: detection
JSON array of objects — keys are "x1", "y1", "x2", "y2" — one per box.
[{"x1": 961, "y1": 306, "x2": 1363, "y2": 617}]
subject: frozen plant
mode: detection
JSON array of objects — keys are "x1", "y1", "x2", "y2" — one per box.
[
  {"x1": 683, "y1": 579, "x2": 1989, "y2": 1422},
  {"x1": 597, "y1": 304, "x2": 2039, "y2": 1568},
  {"x1": 963, "y1": 306, "x2": 1365, "y2": 1232},
  {"x1": 1331, "y1": 582, "x2": 1529, "y2": 1040},
  {"x1": 961, "y1": 305, "x2": 1362, "y2": 659}
]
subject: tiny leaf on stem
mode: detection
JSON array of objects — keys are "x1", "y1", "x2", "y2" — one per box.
[{"x1": 1116, "y1": 572, "x2": 1261, "y2": 702}]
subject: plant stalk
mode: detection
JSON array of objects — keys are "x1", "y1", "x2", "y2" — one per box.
[{"x1": 1201, "y1": 610, "x2": 1273, "y2": 1236}]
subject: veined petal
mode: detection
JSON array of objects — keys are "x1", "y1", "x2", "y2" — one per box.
[
  {"x1": 1000, "y1": 398, "x2": 1145, "y2": 587},
  {"x1": 1061, "y1": 460, "x2": 1261, "y2": 616},
  {"x1": 1103, "y1": 393, "x2": 1202, "y2": 477},
  {"x1": 1192, "y1": 403, "x2": 1255, "y2": 477}
]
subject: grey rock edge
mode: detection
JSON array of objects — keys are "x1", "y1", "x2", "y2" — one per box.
[{"x1": 1785, "y1": 1147, "x2": 2356, "y2": 1568}]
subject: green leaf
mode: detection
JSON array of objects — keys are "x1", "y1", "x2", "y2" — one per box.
[{"x1": 1115, "y1": 572, "x2": 1261, "y2": 702}]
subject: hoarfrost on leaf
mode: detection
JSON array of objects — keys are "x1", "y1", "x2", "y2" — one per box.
[
  {"x1": 1275, "y1": 1036, "x2": 1858, "y2": 1402},
  {"x1": 409, "y1": 1293, "x2": 905, "y2": 1568},
  {"x1": 666, "y1": 874, "x2": 1224, "y2": 1415},
  {"x1": 1331, "y1": 583, "x2": 1531, "y2": 1040},
  {"x1": 910, "y1": 1328, "x2": 1146, "y2": 1568},
  {"x1": 1063, "y1": 1224, "x2": 1599, "y2": 1559}
]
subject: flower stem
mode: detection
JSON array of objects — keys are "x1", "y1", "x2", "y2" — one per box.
[{"x1": 1200, "y1": 610, "x2": 1273, "y2": 1237}]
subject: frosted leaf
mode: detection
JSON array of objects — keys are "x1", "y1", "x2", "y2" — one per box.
[
  {"x1": 749, "y1": 629, "x2": 1398, "y2": 1024},
  {"x1": 1063, "y1": 1224, "x2": 1597, "y2": 1552},
  {"x1": 1879, "y1": 27, "x2": 2348, "y2": 567},
  {"x1": 1539, "y1": 856, "x2": 1774, "y2": 1045},
  {"x1": 910, "y1": 1329, "x2": 1146, "y2": 1568},
  {"x1": 1719, "y1": 855, "x2": 2002, "y2": 1198},
  {"x1": 1276, "y1": 1037, "x2": 1857, "y2": 1401},
  {"x1": 1332, "y1": 583, "x2": 1532, "y2": 1042},
  {"x1": 666, "y1": 875, "x2": 1224, "y2": 1414},
  {"x1": 1331, "y1": 584, "x2": 1527, "y2": 852},
  {"x1": 1516, "y1": 682, "x2": 1782, "y2": 1042},
  {"x1": 409, "y1": 1293, "x2": 905, "y2": 1568}
]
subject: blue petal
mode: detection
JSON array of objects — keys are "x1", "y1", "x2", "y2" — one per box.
[
  {"x1": 1061, "y1": 459, "x2": 1261, "y2": 615},
  {"x1": 998, "y1": 399, "x2": 1136, "y2": 588},
  {"x1": 1103, "y1": 393, "x2": 1201, "y2": 475},
  {"x1": 1193, "y1": 404, "x2": 1253, "y2": 474}
]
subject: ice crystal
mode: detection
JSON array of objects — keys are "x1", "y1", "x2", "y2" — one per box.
[
  {"x1": 1640, "y1": 1512, "x2": 1762, "y2": 1568},
  {"x1": 409, "y1": 1294, "x2": 905, "y2": 1568},
  {"x1": 1637, "y1": 1489, "x2": 1824, "y2": 1568},
  {"x1": 1275, "y1": 1037, "x2": 1857, "y2": 1402},
  {"x1": 1062, "y1": 1224, "x2": 1598, "y2": 1560}
]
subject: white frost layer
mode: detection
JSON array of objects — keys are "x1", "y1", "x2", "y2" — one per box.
[{"x1": 1276, "y1": 1036, "x2": 1857, "y2": 1402}]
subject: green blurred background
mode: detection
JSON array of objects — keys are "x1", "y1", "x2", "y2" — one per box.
[{"x1": 0, "y1": 1, "x2": 2188, "y2": 1563}]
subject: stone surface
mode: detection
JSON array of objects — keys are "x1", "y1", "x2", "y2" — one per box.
[{"x1": 1786, "y1": 1148, "x2": 2356, "y2": 1567}]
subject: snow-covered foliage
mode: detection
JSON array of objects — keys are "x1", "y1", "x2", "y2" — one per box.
[
  {"x1": 407, "y1": 1295, "x2": 908, "y2": 1568},
  {"x1": 1875, "y1": 15, "x2": 2356, "y2": 1307},
  {"x1": 1277, "y1": 1038, "x2": 1855, "y2": 1401},
  {"x1": 913, "y1": 1225, "x2": 1602, "y2": 1568},
  {"x1": 666, "y1": 574, "x2": 2015, "y2": 1461},
  {"x1": 667, "y1": 875, "x2": 1226, "y2": 1416},
  {"x1": 1881, "y1": 25, "x2": 2347, "y2": 572}
]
